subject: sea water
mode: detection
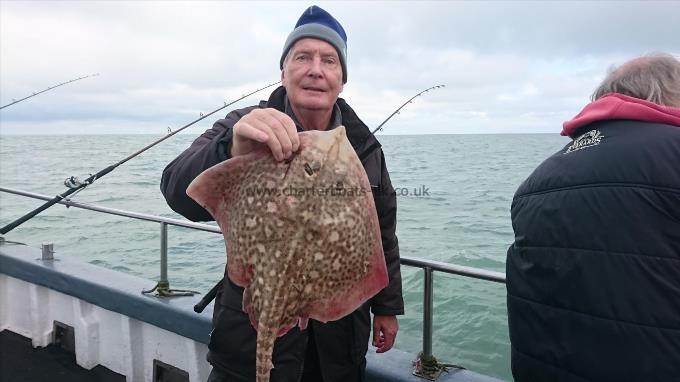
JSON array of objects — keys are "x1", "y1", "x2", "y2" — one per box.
[{"x1": 0, "y1": 133, "x2": 568, "y2": 380}]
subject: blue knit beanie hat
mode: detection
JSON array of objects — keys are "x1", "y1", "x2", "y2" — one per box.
[{"x1": 280, "y1": 5, "x2": 348, "y2": 83}]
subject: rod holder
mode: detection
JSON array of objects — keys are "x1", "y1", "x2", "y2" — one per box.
[{"x1": 41, "y1": 243, "x2": 54, "y2": 260}]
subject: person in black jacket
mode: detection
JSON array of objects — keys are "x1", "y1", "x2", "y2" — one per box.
[
  {"x1": 160, "y1": 5, "x2": 404, "y2": 382},
  {"x1": 506, "y1": 53, "x2": 680, "y2": 381}
]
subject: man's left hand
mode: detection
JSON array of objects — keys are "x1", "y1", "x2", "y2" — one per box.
[{"x1": 372, "y1": 315, "x2": 398, "y2": 353}]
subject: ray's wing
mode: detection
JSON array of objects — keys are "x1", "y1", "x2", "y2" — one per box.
[
  {"x1": 292, "y1": 133, "x2": 389, "y2": 323},
  {"x1": 187, "y1": 148, "x2": 272, "y2": 287}
]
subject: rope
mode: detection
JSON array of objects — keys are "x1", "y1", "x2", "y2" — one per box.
[{"x1": 414, "y1": 352, "x2": 466, "y2": 380}]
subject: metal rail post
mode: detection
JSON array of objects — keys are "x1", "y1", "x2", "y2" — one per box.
[
  {"x1": 160, "y1": 222, "x2": 168, "y2": 285},
  {"x1": 413, "y1": 266, "x2": 449, "y2": 380},
  {"x1": 142, "y1": 222, "x2": 198, "y2": 297},
  {"x1": 41, "y1": 243, "x2": 54, "y2": 260},
  {"x1": 423, "y1": 266, "x2": 434, "y2": 357}
]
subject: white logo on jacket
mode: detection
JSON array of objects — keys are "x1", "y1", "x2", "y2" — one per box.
[{"x1": 565, "y1": 130, "x2": 604, "y2": 154}]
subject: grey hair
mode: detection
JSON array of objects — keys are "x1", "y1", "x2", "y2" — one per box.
[
  {"x1": 282, "y1": 49, "x2": 293, "y2": 70},
  {"x1": 592, "y1": 53, "x2": 680, "y2": 107}
]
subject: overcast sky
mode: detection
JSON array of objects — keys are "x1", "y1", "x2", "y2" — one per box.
[{"x1": 1, "y1": 1, "x2": 678, "y2": 135}]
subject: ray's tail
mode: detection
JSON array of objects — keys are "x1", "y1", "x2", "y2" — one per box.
[{"x1": 255, "y1": 310, "x2": 278, "y2": 382}]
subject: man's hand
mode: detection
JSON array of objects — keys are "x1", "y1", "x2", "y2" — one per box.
[
  {"x1": 231, "y1": 108, "x2": 300, "y2": 161},
  {"x1": 372, "y1": 315, "x2": 398, "y2": 353}
]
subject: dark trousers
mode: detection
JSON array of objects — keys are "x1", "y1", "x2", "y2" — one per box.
[
  {"x1": 300, "y1": 325, "x2": 323, "y2": 382},
  {"x1": 206, "y1": 332, "x2": 323, "y2": 382},
  {"x1": 207, "y1": 281, "x2": 367, "y2": 382}
]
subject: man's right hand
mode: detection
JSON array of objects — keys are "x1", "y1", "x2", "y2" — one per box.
[{"x1": 231, "y1": 108, "x2": 300, "y2": 162}]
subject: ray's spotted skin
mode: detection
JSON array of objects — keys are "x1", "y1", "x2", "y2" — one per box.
[{"x1": 187, "y1": 126, "x2": 388, "y2": 382}]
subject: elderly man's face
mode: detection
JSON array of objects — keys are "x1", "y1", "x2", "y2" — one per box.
[{"x1": 282, "y1": 38, "x2": 344, "y2": 113}]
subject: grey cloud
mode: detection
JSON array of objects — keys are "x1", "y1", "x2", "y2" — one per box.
[
  {"x1": 1, "y1": 1, "x2": 677, "y2": 135},
  {"x1": 346, "y1": 1, "x2": 679, "y2": 58}
]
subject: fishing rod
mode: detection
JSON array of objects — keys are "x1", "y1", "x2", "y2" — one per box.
[
  {"x1": 0, "y1": 73, "x2": 100, "y2": 110},
  {"x1": 371, "y1": 84, "x2": 445, "y2": 135},
  {"x1": 357, "y1": 84, "x2": 445, "y2": 162},
  {"x1": 194, "y1": 83, "x2": 446, "y2": 313},
  {"x1": 0, "y1": 81, "x2": 281, "y2": 235}
]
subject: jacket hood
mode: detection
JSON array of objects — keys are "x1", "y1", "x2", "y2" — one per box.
[{"x1": 561, "y1": 93, "x2": 680, "y2": 138}]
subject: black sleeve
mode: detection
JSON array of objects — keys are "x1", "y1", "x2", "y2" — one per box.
[
  {"x1": 160, "y1": 106, "x2": 256, "y2": 221},
  {"x1": 370, "y1": 150, "x2": 405, "y2": 316}
]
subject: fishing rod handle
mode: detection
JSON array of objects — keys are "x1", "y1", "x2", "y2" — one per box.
[
  {"x1": 193, "y1": 278, "x2": 224, "y2": 313},
  {"x1": 0, "y1": 164, "x2": 116, "y2": 235},
  {"x1": 0, "y1": 188, "x2": 78, "y2": 234}
]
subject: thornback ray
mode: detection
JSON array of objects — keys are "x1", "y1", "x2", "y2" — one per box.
[{"x1": 186, "y1": 126, "x2": 388, "y2": 382}]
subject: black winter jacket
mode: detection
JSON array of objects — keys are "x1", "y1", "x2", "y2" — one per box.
[
  {"x1": 506, "y1": 120, "x2": 680, "y2": 382},
  {"x1": 161, "y1": 87, "x2": 404, "y2": 382}
]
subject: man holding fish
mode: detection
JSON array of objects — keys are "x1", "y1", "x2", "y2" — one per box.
[{"x1": 161, "y1": 5, "x2": 403, "y2": 382}]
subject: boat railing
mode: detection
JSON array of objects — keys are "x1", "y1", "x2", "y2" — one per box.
[{"x1": 0, "y1": 186, "x2": 506, "y2": 374}]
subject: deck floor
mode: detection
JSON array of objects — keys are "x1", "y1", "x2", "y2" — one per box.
[{"x1": 0, "y1": 330, "x2": 124, "y2": 382}]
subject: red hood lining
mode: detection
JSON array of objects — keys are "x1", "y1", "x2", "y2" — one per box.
[{"x1": 561, "y1": 93, "x2": 680, "y2": 138}]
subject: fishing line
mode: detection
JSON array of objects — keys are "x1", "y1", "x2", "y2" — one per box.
[{"x1": 0, "y1": 81, "x2": 281, "y2": 235}]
